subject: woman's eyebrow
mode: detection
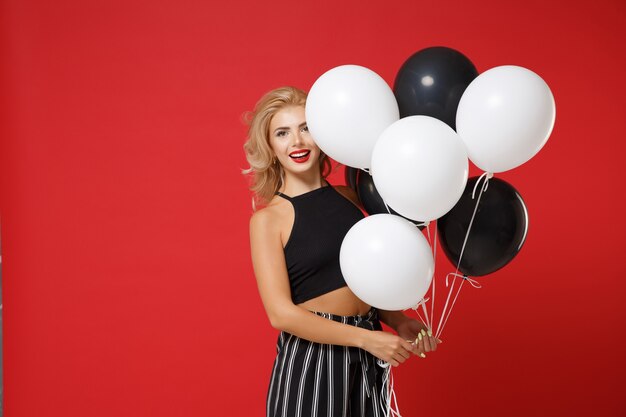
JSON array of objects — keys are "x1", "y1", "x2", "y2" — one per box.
[{"x1": 273, "y1": 122, "x2": 306, "y2": 133}]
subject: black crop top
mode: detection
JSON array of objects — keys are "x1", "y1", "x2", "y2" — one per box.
[{"x1": 276, "y1": 183, "x2": 365, "y2": 304}]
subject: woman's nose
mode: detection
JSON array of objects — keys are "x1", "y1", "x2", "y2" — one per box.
[{"x1": 292, "y1": 131, "x2": 304, "y2": 145}]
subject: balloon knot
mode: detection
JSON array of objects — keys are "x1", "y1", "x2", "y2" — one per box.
[{"x1": 472, "y1": 172, "x2": 493, "y2": 199}]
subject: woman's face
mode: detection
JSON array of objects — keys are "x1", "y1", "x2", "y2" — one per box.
[{"x1": 268, "y1": 105, "x2": 321, "y2": 177}]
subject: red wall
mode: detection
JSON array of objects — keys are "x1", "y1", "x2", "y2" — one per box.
[{"x1": 1, "y1": 0, "x2": 625, "y2": 416}]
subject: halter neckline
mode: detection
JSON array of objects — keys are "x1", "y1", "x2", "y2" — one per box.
[{"x1": 275, "y1": 182, "x2": 332, "y2": 200}]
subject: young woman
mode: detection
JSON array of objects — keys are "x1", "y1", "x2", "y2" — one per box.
[{"x1": 244, "y1": 86, "x2": 439, "y2": 417}]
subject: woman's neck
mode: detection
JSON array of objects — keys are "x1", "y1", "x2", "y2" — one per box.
[{"x1": 281, "y1": 172, "x2": 325, "y2": 197}]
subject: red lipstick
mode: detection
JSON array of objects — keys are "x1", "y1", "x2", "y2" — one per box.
[{"x1": 289, "y1": 149, "x2": 311, "y2": 164}]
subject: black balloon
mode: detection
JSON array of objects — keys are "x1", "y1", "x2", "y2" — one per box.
[
  {"x1": 438, "y1": 177, "x2": 528, "y2": 276},
  {"x1": 356, "y1": 169, "x2": 389, "y2": 215},
  {"x1": 345, "y1": 166, "x2": 359, "y2": 191},
  {"x1": 393, "y1": 47, "x2": 478, "y2": 130},
  {"x1": 355, "y1": 169, "x2": 425, "y2": 229}
]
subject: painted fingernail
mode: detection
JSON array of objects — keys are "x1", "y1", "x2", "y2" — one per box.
[
  {"x1": 420, "y1": 329, "x2": 427, "y2": 337},
  {"x1": 419, "y1": 353, "x2": 426, "y2": 358},
  {"x1": 418, "y1": 333, "x2": 423, "y2": 341},
  {"x1": 415, "y1": 337, "x2": 419, "y2": 344},
  {"x1": 427, "y1": 329, "x2": 433, "y2": 337}
]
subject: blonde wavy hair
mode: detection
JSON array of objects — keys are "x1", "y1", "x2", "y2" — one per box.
[{"x1": 242, "y1": 86, "x2": 332, "y2": 208}]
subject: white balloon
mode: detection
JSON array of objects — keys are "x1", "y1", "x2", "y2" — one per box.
[
  {"x1": 371, "y1": 116, "x2": 469, "y2": 221},
  {"x1": 306, "y1": 65, "x2": 399, "y2": 169},
  {"x1": 456, "y1": 65, "x2": 556, "y2": 173},
  {"x1": 340, "y1": 214, "x2": 434, "y2": 311}
]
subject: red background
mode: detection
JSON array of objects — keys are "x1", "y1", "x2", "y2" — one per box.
[{"x1": 1, "y1": 0, "x2": 625, "y2": 416}]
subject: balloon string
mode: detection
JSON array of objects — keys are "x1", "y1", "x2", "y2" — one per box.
[
  {"x1": 435, "y1": 173, "x2": 491, "y2": 339},
  {"x1": 413, "y1": 308, "x2": 426, "y2": 325},
  {"x1": 378, "y1": 360, "x2": 403, "y2": 417},
  {"x1": 430, "y1": 220, "x2": 438, "y2": 330},
  {"x1": 415, "y1": 222, "x2": 437, "y2": 330},
  {"x1": 411, "y1": 297, "x2": 430, "y2": 329},
  {"x1": 434, "y1": 271, "x2": 457, "y2": 339},
  {"x1": 421, "y1": 221, "x2": 435, "y2": 332},
  {"x1": 446, "y1": 272, "x2": 482, "y2": 289},
  {"x1": 472, "y1": 171, "x2": 493, "y2": 199},
  {"x1": 420, "y1": 302, "x2": 431, "y2": 331},
  {"x1": 421, "y1": 223, "x2": 432, "y2": 329},
  {"x1": 437, "y1": 278, "x2": 465, "y2": 338},
  {"x1": 436, "y1": 274, "x2": 482, "y2": 339}
]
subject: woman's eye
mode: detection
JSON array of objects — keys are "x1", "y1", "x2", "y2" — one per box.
[
  {"x1": 276, "y1": 130, "x2": 287, "y2": 137},
  {"x1": 302, "y1": 126, "x2": 309, "y2": 133}
]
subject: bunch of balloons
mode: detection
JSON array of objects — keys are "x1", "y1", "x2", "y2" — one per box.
[{"x1": 306, "y1": 47, "x2": 555, "y2": 314}]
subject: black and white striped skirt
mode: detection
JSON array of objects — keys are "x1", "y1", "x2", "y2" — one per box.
[{"x1": 266, "y1": 308, "x2": 387, "y2": 417}]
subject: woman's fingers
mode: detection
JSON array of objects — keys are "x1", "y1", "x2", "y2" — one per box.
[
  {"x1": 398, "y1": 349, "x2": 411, "y2": 361},
  {"x1": 422, "y1": 331, "x2": 433, "y2": 352},
  {"x1": 427, "y1": 338, "x2": 436, "y2": 352},
  {"x1": 393, "y1": 356, "x2": 405, "y2": 365},
  {"x1": 396, "y1": 341, "x2": 413, "y2": 362},
  {"x1": 388, "y1": 339, "x2": 415, "y2": 365},
  {"x1": 401, "y1": 339, "x2": 415, "y2": 354},
  {"x1": 413, "y1": 339, "x2": 426, "y2": 359},
  {"x1": 394, "y1": 350, "x2": 412, "y2": 364},
  {"x1": 407, "y1": 340, "x2": 420, "y2": 355},
  {"x1": 374, "y1": 331, "x2": 440, "y2": 366},
  {"x1": 416, "y1": 329, "x2": 440, "y2": 353},
  {"x1": 401, "y1": 328, "x2": 440, "y2": 359}
]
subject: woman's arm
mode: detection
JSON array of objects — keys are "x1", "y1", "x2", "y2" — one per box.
[
  {"x1": 250, "y1": 209, "x2": 415, "y2": 366},
  {"x1": 378, "y1": 310, "x2": 413, "y2": 330}
]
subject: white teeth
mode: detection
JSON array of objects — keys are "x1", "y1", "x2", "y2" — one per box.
[{"x1": 290, "y1": 151, "x2": 309, "y2": 158}]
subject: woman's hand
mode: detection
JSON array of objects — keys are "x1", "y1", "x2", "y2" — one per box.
[
  {"x1": 362, "y1": 331, "x2": 415, "y2": 367},
  {"x1": 395, "y1": 319, "x2": 441, "y2": 358}
]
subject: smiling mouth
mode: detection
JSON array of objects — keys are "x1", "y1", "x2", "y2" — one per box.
[{"x1": 289, "y1": 150, "x2": 311, "y2": 163}]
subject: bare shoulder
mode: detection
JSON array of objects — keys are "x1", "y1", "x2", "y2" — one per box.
[
  {"x1": 333, "y1": 185, "x2": 361, "y2": 207},
  {"x1": 250, "y1": 207, "x2": 270, "y2": 229},
  {"x1": 249, "y1": 197, "x2": 292, "y2": 236},
  {"x1": 250, "y1": 204, "x2": 279, "y2": 232}
]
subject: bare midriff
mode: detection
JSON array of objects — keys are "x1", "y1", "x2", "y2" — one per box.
[{"x1": 298, "y1": 286, "x2": 372, "y2": 316}]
